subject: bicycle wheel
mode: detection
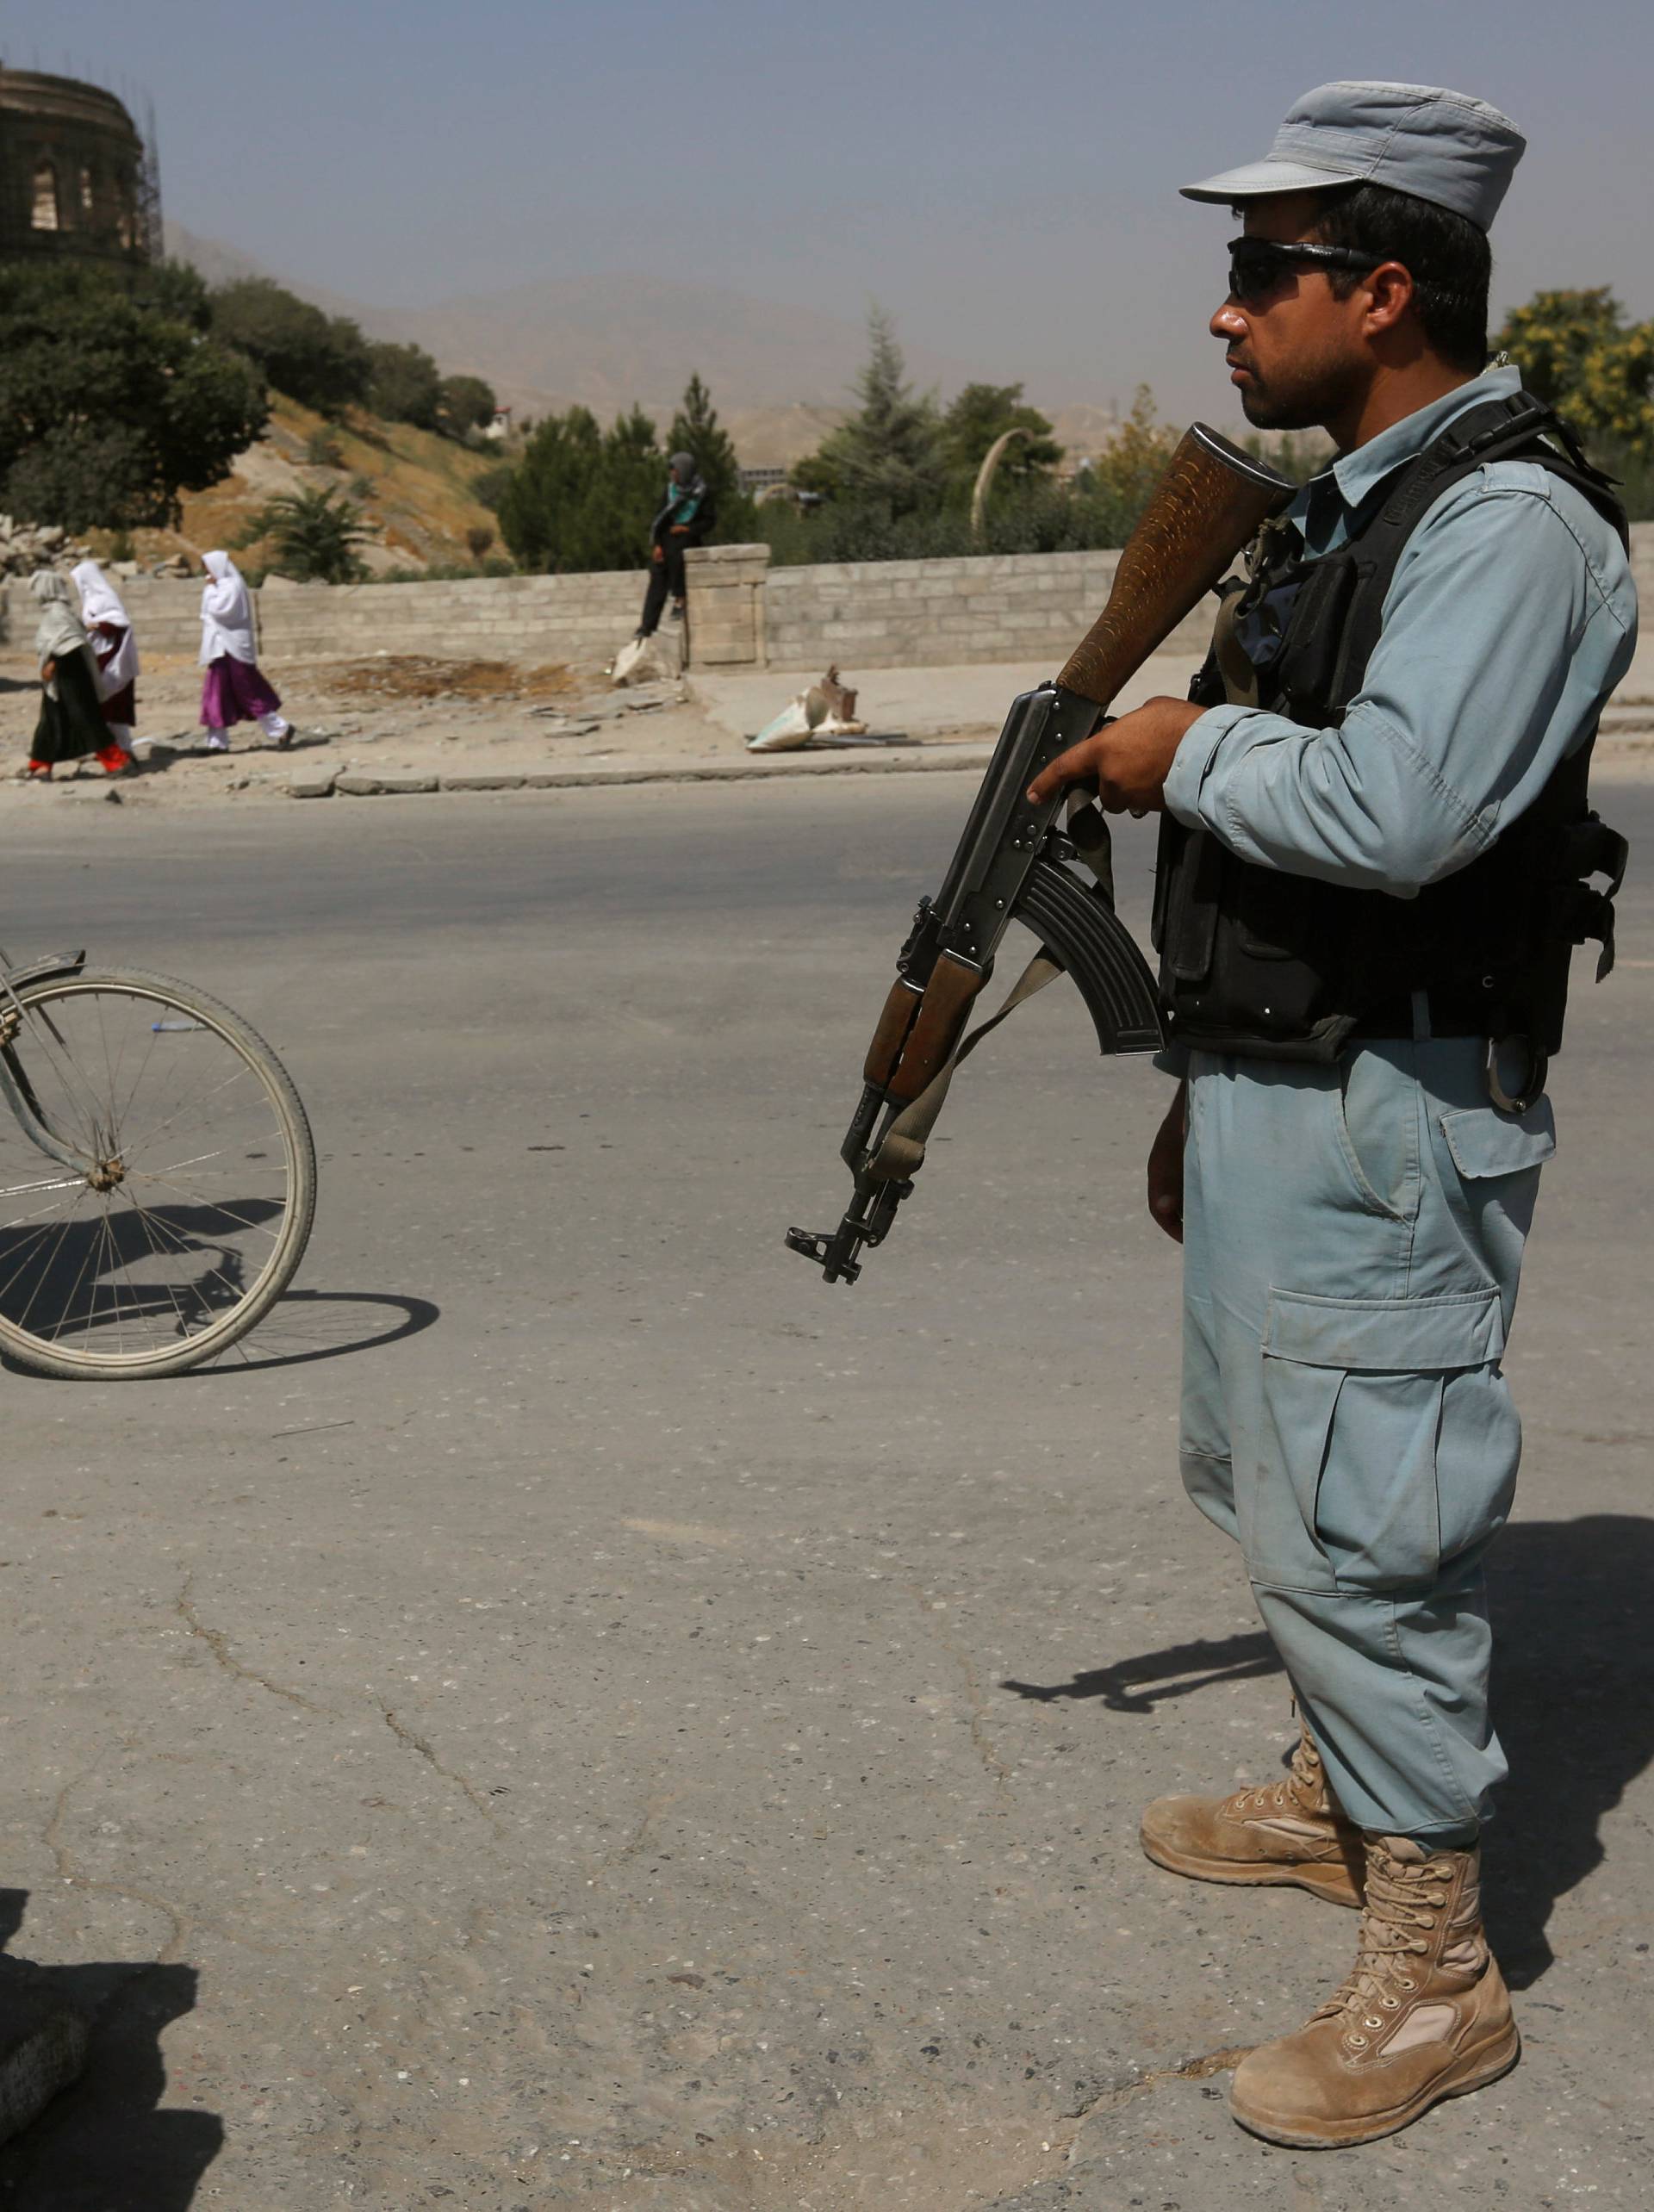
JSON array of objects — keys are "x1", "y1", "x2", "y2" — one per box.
[{"x1": 0, "y1": 966, "x2": 316, "y2": 1378}]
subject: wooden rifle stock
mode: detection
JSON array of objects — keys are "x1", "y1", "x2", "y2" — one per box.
[
  {"x1": 885, "y1": 952, "x2": 983, "y2": 1104},
  {"x1": 1057, "y1": 424, "x2": 1293, "y2": 710},
  {"x1": 862, "y1": 976, "x2": 923, "y2": 1088}
]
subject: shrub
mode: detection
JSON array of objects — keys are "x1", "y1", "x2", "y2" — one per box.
[
  {"x1": 244, "y1": 485, "x2": 373, "y2": 583},
  {"x1": 438, "y1": 375, "x2": 497, "y2": 438},
  {"x1": 471, "y1": 462, "x2": 516, "y2": 513},
  {"x1": 306, "y1": 426, "x2": 345, "y2": 468}
]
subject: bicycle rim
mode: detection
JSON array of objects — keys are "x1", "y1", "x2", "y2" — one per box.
[{"x1": 0, "y1": 968, "x2": 316, "y2": 1378}]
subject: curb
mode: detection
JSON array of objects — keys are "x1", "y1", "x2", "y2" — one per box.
[{"x1": 290, "y1": 744, "x2": 998, "y2": 798}]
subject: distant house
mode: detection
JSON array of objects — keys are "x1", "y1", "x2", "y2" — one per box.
[
  {"x1": 737, "y1": 464, "x2": 788, "y2": 497},
  {"x1": 486, "y1": 405, "x2": 513, "y2": 443}
]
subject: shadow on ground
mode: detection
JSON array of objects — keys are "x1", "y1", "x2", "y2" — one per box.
[
  {"x1": 0, "y1": 1890, "x2": 221, "y2": 2209},
  {"x1": 196, "y1": 1286, "x2": 441, "y2": 1374},
  {"x1": 1001, "y1": 1515, "x2": 1654, "y2": 1991}
]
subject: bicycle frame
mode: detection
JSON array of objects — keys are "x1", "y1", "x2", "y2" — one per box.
[{"x1": 0, "y1": 950, "x2": 95, "y2": 1177}]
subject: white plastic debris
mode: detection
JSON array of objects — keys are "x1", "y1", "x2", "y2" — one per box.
[{"x1": 747, "y1": 666, "x2": 867, "y2": 753}]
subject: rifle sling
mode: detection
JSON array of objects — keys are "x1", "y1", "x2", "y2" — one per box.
[{"x1": 867, "y1": 951, "x2": 1066, "y2": 1183}]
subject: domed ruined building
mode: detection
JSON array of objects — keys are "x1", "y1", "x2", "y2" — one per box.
[{"x1": 0, "y1": 65, "x2": 158, "y2": 268}]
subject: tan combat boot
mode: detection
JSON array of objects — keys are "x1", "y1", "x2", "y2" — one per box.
[
  {"x1": 1141, "y1": 1724, "x2": 1365, "y2": 1907},
  {"x1": 1229, "y1": 1834, "x2": 1520, "y2": 2148}
]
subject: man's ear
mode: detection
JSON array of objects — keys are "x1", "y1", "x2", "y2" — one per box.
[{"x1": 1362, "y1": 260, "x2": 1415, "y2": 337}]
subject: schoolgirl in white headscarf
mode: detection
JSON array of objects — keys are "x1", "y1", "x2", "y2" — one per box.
[
  {"x1": 198, "y1": 551, "x2": 293, "y2": 750},
  {"x1": 25, "y1": 573, "x2": 127, "y2": 780},
  {"x1": 72, "y1": 559, "x2": 140, "y2": 755}
]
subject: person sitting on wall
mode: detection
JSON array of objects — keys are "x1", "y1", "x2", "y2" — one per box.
[{"x1": 637, "y1": 450, "x2": 715, "y2": 637}]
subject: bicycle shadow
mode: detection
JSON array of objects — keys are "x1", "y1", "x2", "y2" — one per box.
[
  {"x1": 0, "y1": 1890, "x2": 221, "y2": 2207},
  {"x1": 191, "y1": 1287, "x2": 441, "y2": 1373},
  {"x1": 0, "y1": 1198, "x2": 281, "y2": 1364},
  {"x1": 999, "y1": 1515, "x2": 1654, "y2": 1990}
]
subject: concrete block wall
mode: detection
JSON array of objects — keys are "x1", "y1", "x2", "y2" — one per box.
[
  {"x1": 762, "y1": 549, "x2": 1215, "y2": 670},
  {"x1": 255, "y1": 572, "x2": 642, "y2": 666},
  {"x1": 1, "y1": 569, "x2": 644, "y2": 667},
  {"x1": 0, "y1": 577, "x2": 206, "y2": 658},
  {"x1": 4, "y1": 521, "x2": 1650, "y2": 673}
]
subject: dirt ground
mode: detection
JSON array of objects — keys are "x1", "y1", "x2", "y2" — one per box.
[
  {"x1": 4, "y1": 648, "x2": 1651, "y2": 816},
  {"x1": 0, "y1": 649, "x2": 744, "y2": 807}
]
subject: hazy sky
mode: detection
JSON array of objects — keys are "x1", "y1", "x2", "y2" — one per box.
[{"x1": 16, "y1": 0, "x2": 1654, "y2": 419}]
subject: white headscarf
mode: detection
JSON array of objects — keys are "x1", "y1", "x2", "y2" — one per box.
[
  {"x1": 72, "y1": 560, "x2": 140, "y2": 694},
  {"x1": 199, "y1": 550, "x2": 257, "y2": 666},
  {"x1": 31, "y1": 571, "x2": 92, "y2": 697}
]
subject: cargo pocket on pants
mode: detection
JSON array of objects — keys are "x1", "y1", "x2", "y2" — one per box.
[{"x1": 1252, "y1": 1286, "x2": 1508, "y2": 1593}]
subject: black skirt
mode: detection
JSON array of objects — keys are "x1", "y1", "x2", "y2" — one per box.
[{"x1": 32, "y1": 647, "x2": 108, "y2": 767}]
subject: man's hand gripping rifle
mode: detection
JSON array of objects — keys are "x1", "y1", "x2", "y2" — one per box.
[{"x1": 786, "y1": 425, "x2": 1293, "y2": 1284}]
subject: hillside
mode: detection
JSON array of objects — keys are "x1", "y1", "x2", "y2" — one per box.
[{"x1": 99, "y1": 396, "x2": 504, "y2": 577}]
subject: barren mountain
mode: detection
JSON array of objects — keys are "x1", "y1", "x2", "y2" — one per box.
[{"x1": 165, "y1": 224, "x2": 1067, "y2": 457}]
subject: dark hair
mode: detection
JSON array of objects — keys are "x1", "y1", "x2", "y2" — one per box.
[{"x1": 1311, "y1": 183, "x2": 1491, "y2": 374}]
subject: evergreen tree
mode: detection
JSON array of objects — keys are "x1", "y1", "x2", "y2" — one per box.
[
  {"x1": 496, "y1": 405, "x2": 665, "y2": 572},
  {"x1": 805, "y1": 308, "x2": 945, "y2": 518},
  {"x1": 667, "y1": 373, "x2": 756, "y2": 538},
  {"x1": 668, "y1": 375, "x2": 738, "y2": 500}
]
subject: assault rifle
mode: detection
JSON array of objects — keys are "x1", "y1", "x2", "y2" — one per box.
[{"x1": 786, "y1": 424, "x2": 1293, "y2": 1284}]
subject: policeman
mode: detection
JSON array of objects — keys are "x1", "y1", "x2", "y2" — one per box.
[{"x1": 1029, "y1": 82, "x2": 1637, "y2": 2147}]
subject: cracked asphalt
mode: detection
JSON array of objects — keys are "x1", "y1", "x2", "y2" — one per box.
[{"x1": 0, "y1": 777, "x2": 1647, "y2": 2209}]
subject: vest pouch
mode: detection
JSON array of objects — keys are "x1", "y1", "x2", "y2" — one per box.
[
  {"x1": 1163, "y1": 851, "x2": 1349, "y2": 1052},
  {"x1": 1153, "y1": 820, "x2": 1222, "y2": 984},
  {"x1": 1272, "y1": 556, "x2": 1360, "y2": 722}
]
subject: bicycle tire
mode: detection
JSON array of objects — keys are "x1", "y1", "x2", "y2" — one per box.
[{"x1": 0, "y1": 966, "x2": 317, "y2": 1379}]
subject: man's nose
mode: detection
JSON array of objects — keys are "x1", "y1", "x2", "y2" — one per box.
[{"x1": 1210, "y1": 300, "x2": 1247, "y2": 340}]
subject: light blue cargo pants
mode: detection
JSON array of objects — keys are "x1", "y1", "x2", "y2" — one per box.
[{"x1": 1179, "y1": 1035, "x2": 1555, "y2": 1840}]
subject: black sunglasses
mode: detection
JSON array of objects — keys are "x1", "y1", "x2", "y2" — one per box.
[{"x1": 1226, "y1": 236, "x2": 1386, "y2": 307}]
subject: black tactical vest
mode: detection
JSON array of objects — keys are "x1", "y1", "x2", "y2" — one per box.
[{"x1": 1152, "y1": 391, "x2": 1629, "y2": 1065}]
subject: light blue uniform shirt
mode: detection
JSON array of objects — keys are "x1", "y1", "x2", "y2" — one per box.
[{"x1": 1163, "y1": 365, "x2": 1638, "y2": 895}]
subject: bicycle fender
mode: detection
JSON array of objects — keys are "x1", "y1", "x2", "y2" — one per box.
[
  {"x1": 0, "y1": 952, "x2": 88, "y2": 995},
  {"x1": 1012, "y1": 861, "x2": 1161, "y2": 1054}
]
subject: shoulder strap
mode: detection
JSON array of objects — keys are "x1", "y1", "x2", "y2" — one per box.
[{"x1": 1335, "y1": 391, "x2": 1629, "y2": 700}]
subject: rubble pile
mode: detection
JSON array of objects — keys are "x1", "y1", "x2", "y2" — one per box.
[
  {"x1": 0, "y1": 517, "x2": 90, "y2": 579},
  {"x1": 0, "y1": 519, "x2": 198, "y2": 583}
]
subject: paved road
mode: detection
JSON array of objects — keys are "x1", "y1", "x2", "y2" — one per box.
[{"x1": 0, "y1": 780, "x2": 1648, "y2": 2210}]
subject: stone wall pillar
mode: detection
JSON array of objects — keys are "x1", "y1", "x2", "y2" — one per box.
[{"x1": 683, "y1": 543, "x2": 769, "y2": 667}]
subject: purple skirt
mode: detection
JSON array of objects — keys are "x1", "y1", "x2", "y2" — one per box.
[{"x1": 201, "y1": 656, "x2": 282, "y2": 730}]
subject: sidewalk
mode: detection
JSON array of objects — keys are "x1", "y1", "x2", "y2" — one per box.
[{"x1": 1, "y1": 642, "x2": 1650, "y2": 811}]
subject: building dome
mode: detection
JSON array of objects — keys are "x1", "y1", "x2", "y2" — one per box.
[{"x1": 0, "y1": 66, "x2": 155, "y2": 269}]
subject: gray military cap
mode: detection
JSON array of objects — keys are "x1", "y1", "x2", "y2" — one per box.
[{"x1": 1182, "y1": 80, "x2": 1526, "y2": 233}]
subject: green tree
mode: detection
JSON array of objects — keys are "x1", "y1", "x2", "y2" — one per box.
[
  {"x1": 666, "y1": 372, "x2": 755, "y2": 535},
  {"x1": 804, "y1": 308, "x2": 945, "y2": 517},
  {"x1": 246, "y1": 486, "x2": 373, "y2": 583},
  {"x1": 438, "y1": 373, "x2": 497, "y2": 437},
  {"x1": 210, "y1": 277, "x2": 370, "y2": 415},
  {"x1": 1081, "y1": 385, "x2": 1183, "y2": 512},
  {"x1": 0, "y1": 260, "x2": 268, "y2": 528},
  {"x1": 941, "y1": 382, "x2": 1062, "y2": 482},
  {"x1": 367, "y1": 339, "x2": 444, "y2": 431},
  {"x1": 496, "y1": 405, "x2": 665, "y2": 572},
  {"x1": 1493, "y1": 287, "x2": 1654, "y2": 450}
]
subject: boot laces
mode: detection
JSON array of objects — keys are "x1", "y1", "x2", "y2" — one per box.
[
  {"x1": 1315, "y1": 1848, "x2": 1450, "y2": 2022},
  {"x1": 1224, "y1": 1728, "x2": 1325, "y2": 1818}
]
